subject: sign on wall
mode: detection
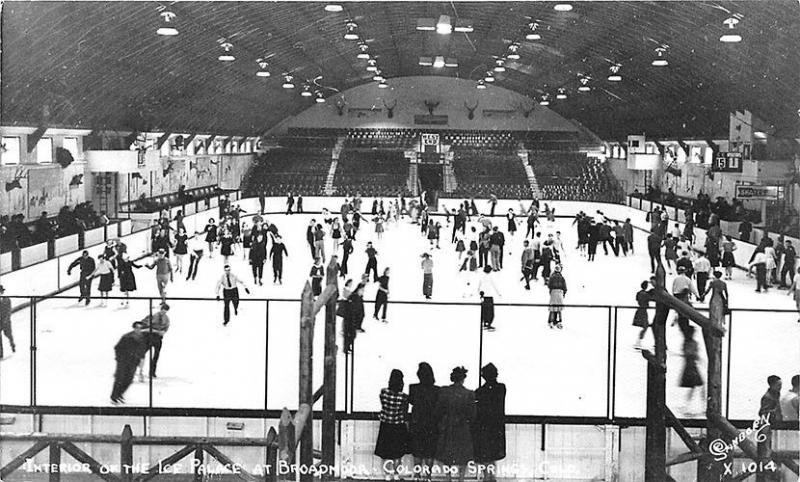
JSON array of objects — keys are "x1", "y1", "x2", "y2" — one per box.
[
  {"x1": 713, "y1": 152, "x2": 743, "y2": 173},
  {"x1": 735, "y1": 184, "x2": 780, "y2": 200}
]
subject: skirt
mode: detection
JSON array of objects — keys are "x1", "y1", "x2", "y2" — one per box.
[
  {"x1": 721, "y1": 251, "x2": 735, "y2": 268},
  {"x1": 98, "y1": 272, "x2": 114, "y2": 292},
  {"x1": 680, "y1": 362, "x2": 703, "y2": 387},
  {"x1": 549, "y1": 289, "x2": 564, "y2": 313},
  {"x1": 119, "y1": 273, "x2": 137, "y2": 292},
  {"x1": 374, "y1": 422, "x2": 410, "y2": 460},
  {"x1": 632, "y1": 307, "x2": 649, "y2": 328}
]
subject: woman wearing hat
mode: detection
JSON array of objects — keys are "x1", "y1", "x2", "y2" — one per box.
[
  {"x1": 435, "y1": 366, "x2": 475, "y2": 482},
  {"x1": 547, "y1": 265, "x2": 567, "y2": 329},
  {"x1": 374, "y1": 369, "x2": 410, "y2": 479},
  {"x1": 473, "y1": 363, "x2": 506, "y2": 480},
  {"x1": 409, "y1": 362, "x2": 439, "y2": 479}
]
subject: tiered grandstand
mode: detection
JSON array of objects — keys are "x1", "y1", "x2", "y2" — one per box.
[
  {"x1": 529, "y1": 151, "x2": 624, "y2": 203},
  {"x1": 344, "y1": 128, "x2": 416, "y2": 148},
  {"x1": 442, "y1": 131, "x2": 517, "y2": 150},
  {"x1": 334, "y1": 150, "x2": 410, "y2": 197},
  {"x1": 451, "y1": 151, "x2": 532, "y2": 199},
  {"x1": 242, "y1": 147, "x2": 331, "y2": 196}
]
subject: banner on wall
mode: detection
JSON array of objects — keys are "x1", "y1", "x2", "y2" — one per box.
[{"x1": 735, "y1": 184, "x2": 780, "y2": 200}]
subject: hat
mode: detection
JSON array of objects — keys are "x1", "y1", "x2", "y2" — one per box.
[
  {"x1": 160, "y1": 302, "x2": 170, "y2": 311},
  {"x1": 450, "y1": 366, "x2": 468, "y2": 382}
]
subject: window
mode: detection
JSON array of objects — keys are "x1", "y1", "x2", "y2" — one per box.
[
  {"x1": 1, "y1": 137, "x2": 21, "y2": 165},
  {"x1": 36, "y1": 137, "x2": 53, "y2": 164},
  {"x1": 63, "y1": 137, "x2": 79, "y2": 160}
]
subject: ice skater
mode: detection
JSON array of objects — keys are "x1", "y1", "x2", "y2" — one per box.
[
  {"x1": 174, "y1": 228, "x2": 188, "y2": 272},
  {"x1": 111, "y1": 321, "x2": 149, "y2": 404},
  {"x1": 633, "y1": 280, "x2": 653, "y2": 348},
  {"x1": 0, "y1": 285, "x2": 15, "y2": 359},
  {"x1": 547, "y1": 265, "x2": 567, "y2": 329},
  {"x1": 679, "y1": 326, "x2": 704, "y2": 416},
  {"x1": 91, "y1": 254, "x2": 115, "y2": 307},
  {"x1": 215, "y1": 265, "x2": 250, "y2": 326},
  {"x1": 138, "y1": 302, "x2": 170, "y2": 379},
  {"x1": 147, "y1": 249, "x2": 173, "y2": 302},
  {"x1": 310, "y1": 257, "x2": 324, "y2": 297},
  {"x1": 68, "y1": 250, "x2": 96, "y2": 306},
  {"x1": 249, "y1": 232, "x2": 267, "y2": 286},
  {"x1": 420, "y1": 253, "x2": 434, "y2": 299},
  {"x1": 479, "y1": 265, "x2": 501, "y2": 331},
  {"x1": 117, "y1": 253, "x2": 141, "y2": 307},
  {"x1": 459, "y1": 250, "x2": 479, "y2": 297},
  {"x1": 186, "y1": 235, "x2": 205, "y2": 281},
  {"x1": 373, "y1": 267, "x2": 390, "y2": 323},
  {"x1": 340, "y1": 235, "x2": 353, "y2": 278},
  {"x1": 268, "y1": 235, "x2": 287, "y2": 284},
  {"x1": 365, "y1": 242, "x2": 379, "y2": 282},
  {"x1": 286, "y1": 192, "x2": 295, "y2": 214},
  {"x1": 202, "y1": 219, "x2": 218, "y2": 258}
]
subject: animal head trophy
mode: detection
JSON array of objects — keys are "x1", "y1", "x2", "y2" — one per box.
[
  {"x1": 5, "y1": 166, "x2": 28, "y2": 192},
  {"x1": 424, "y1": 100, "x2": 440, "y2": 116},
  {"x1": 335, "y1": 99, "x2": 347, "y2": 116},
  {"x1": 465, "y1": 100, "x2": 479, "y2": 120},
  {"x1": 520, "y1": 103, "x2": 536, "y2": 119},
  {"x1": 383, "y1": 99, "x2": 397, "y2": 119}
]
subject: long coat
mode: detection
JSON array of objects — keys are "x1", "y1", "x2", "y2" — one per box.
[
  {"x1": 409, "y1": 383, "x2": 440, "y2": 458},
  {"x1": 473, "y1": 381, "x2": 506, "y2": 462},
  {"x1": 435, "y1": 384, "x2": 475, "y2": 465}
]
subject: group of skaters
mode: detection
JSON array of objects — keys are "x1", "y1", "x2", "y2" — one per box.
[
  {"x1": 373, "y1": 363, "x2": 506, "y2": 481},
  {"x1": 572, "y1": 211, "x2": 634, "y2": 261}
]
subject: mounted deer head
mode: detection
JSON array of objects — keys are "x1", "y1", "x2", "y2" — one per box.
[
  {"x1": 4, "y1": 166, "x2": 28, "y2": 192},
  {"x1": 383, "y1": 99, "x2": 397, "y2": 119},
  {"x1": 465, "y1": 100, "x2": 479, "y2": 120},
  {"x1": 424, "y1": 100, "x2": 440, "y2": 116},
  {"x1": 335, "y1": 99, "x2": 347, "y2": 116}
]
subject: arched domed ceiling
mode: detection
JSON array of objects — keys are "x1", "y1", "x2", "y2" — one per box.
[{"x1": 2, "y1": 1, "x2": 798, "y2": 139}]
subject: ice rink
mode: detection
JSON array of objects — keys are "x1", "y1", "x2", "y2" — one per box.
[{"x1": 1, "y1": 205, "x2": 798, "y2": 421}]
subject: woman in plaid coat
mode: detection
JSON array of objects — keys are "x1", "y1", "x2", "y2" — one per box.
[{"x1": 375, "y1": 369, "x2": 410, "y2": 478}]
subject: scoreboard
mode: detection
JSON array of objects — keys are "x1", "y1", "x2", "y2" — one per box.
[{"x1": 712, "y1": 152, "x2": 743, "y2": 173}]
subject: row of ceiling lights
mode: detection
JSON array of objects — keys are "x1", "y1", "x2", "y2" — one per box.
[{"x1": 154, "y1": 3, "x2": 746, "y2": 103}]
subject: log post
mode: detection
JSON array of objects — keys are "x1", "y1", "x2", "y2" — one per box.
[
  {"x1": 299, "y1": 282, "x2": 315, "y2": 482},
  {"x1": 49, "y1": 442, "x2": 61, "y2": 482},
  {"x1": 698, "y1": 287, "x2": 726, "y2": 480},
  {"x1": 121, "y1": 424, "x2": 133, "y2": 482},
  {"x1": 194, "y1": 445, "x2": 204, "y2": 482},
  {"x1": 322, "y1": 259, "x2": 339, "y2": 480},
  {"x1": 645, "y1": 262, "x2": 668, "y2": 480},
  {"x1": 265, "y1": 427, "x2": 278, "y2": 482}
]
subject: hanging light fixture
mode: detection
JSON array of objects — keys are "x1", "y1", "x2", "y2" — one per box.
[
  {"x1": 357, "y1": 43, "x2": 370, "y2": 60},
  {"x1": 433, "y1": 56, "x2": 446, "y2": 69},
  {"x1": 507, "y1": 44, "x2": 520, "y2": 60},
  {"x1": 378, "y1": 80, "x2": 389, "y2": 88},
  {"x1": 218, "y1": 41, "x2": 235, "y2": 62},
  {"x1": 156, "y1": 10, "x2": 178, "y2": 36},
  {"x1": 282, "y1": 75, "x2": 295, "y2": 89},
  {"x1": 366, "y1": 59, "x2": 378, "y2": 72},
  {"x1": 526, "y1": 22, "x2": 541, "y2": 41},
  {"x1": 476, "y1": 79, "x2": 487, "y2": 89},
  {"x1": 484, "y1": 72, "x2": 495, "y2": 82},
  {"x1": 373, "y1": 70, "x2": 385, "y2": 82},
  {"x1": 315, "y1": 92, "x2": 326, "y2": 103},
  {"x1": 255, "y1": 59, "x2": 270, "y2": 77},
  {"x1": 436, "y1": 15, "x2": 453, "y2": 35},
  {"x1": 578, "y1": 77, "x2": 591, "y2": 92},
  {"x1": 556, "y1": 88, "x2": 567, "y2": 100},
  {"x1": 607, "y1": 64, "x2": 622, "y2": 82},
  {"x1": 539, "y1": 94, "x2": 551, "y2": 106},
  {"x1": 554, "y1": 3, "x2": 573, "y2": 12},
  {"x1": 720, "y1": 17, "x2": 742, "y2": 43},
  {"x1": 344, "y1": 21, "x2": 359, "y2": 40},
  {"x1": 324, "y1": 4, "x2": 343, "y2": 12},
  {"x1": 300, "y1": 84, "x2": 313, "y2": 97},
  {"x1": 651, "y1": 46, "x2": 669, "y2": 67},
  {"x1": 493, "y1": 59, "x2": 506, "y2": 72}
]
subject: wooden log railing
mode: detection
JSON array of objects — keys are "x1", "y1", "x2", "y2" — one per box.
[{"x1": 0, "y1": 421, "x2": 293, "y2": 482}]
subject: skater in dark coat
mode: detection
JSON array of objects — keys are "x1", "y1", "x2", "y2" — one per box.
[
  {"x1": 306, "y1": 220, "x2": 316, "y2": 259},
  {"x1": 249, "y1": 233, "x2": 268, "y2": 285},
  {"x1": 473, "y1": 363, "x2": 506, "y2": 475},
  {"x1": 270, "y1": 235, "x2": 288, "y2": 284},
  {"x1": 435, "y1": 366, "x2": 475, "y2": 482},
  {"x1": 680, "y1": 326, "x2": 704, "y2": 414},
  {"x1": 374, "y1": 369, "x2": 410, "y2": 480},
  {"x1": 110, "y1": 321, "x2": 149, "y2": 404},
  {"x1": 116, "y1": 253, "x2": 142, "y2": 307},
  {"x1": 409, "y1": 362, "x2": 439, "y2": 476},
  {"x1": 633, "y1": 280, "x2": 653, "y2": 348},
  {"x1": 340, "y1": 237, "x2": 353, "y2": 278},
  {"x1": 343, "y1": 284, "x2": 365, "y2": 353},
  {"x1": 67, "y1": 250, "x2": 96, "y2": 306}
]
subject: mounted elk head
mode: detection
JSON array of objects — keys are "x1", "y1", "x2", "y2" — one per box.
[
  {"x1": 383, "y1": 99, "x2": 397, "y2": 119},
  {"x1": 424, "y1": 100, "x2": 440, "y2": 116},
  {"x1": 465, "y1": 100, "x2": 479, "y2": 120},
  {"x1": 4, "y1": 167, "x2": 28, "y2": 192}
]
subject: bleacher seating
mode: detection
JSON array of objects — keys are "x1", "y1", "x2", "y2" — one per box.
[
  {"x1": 451, "y1": 152, "x2": 532, "y2": 199},
  {"x1": 345, "y1": 128, "x2": 417, "y2": 149},
  {"x1": 242, "y1": 148, "x2": 331, "y2": 197},
  {"x1": 334, "y1": 150, "x2": 410, "y2": 197},
  {"x1": 442, "y1": 131, "x2": 516, "y2": 150},
  {"x1": 529, "y1": 151, "x2": 623, "y2": 203}
]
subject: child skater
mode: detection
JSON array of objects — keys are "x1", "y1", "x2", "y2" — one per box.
[
  {"x1": 310, "y1": 257, "x2": 324, "y2": 297},
  {"x1": 174, "y1": 227, "x2": 188, "y2": 273},
  {"x1": 454, "y1": 232, "x2": 466, "y2": 260},
  {"x1": 92, "y1": 254, "x2": 115, "y2": 307},
  {"x1": 203, "y1": 218, "x2": 218, "y2": 258}
]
